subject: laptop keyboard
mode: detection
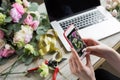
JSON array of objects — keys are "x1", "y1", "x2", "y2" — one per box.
[{"x1": 60, "y1": 10, "x2": 106, "y2": 30}]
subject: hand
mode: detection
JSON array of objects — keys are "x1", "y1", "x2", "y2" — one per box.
[
  {"x1": 83, "y1": 38, "x2": 117, "y2": 59},
  {"x1": 69, "y1": 48, "x2": 96, "y2": 80}
]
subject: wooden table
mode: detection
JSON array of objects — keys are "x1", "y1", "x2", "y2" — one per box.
[
  {"x1": 0, "y1": 30, "x2": 120, "y2": 80},
  {"x1": 0, "y1": 1, "x2": 120, "y2": 80}
]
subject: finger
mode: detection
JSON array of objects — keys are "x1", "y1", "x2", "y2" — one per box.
[
  {"x1": 69, "y1": 57, "x2": 77, "y2": 74},
  {"x1": 85, "y1": 46, "x2": 99, "y2": 53},
  {"x1": 71, "y1": 48, "x2": 83, "y2": 68},
  {"x1": 82, "y1": 38, "x2": 99, "y2": 46},
  {"x1": 86, "y1": 54, "x2": 92, "y2": 67}
]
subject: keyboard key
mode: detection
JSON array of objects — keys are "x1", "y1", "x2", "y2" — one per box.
[{"x1": 60, "y1": 10, "x2": 105, "y2": 30}]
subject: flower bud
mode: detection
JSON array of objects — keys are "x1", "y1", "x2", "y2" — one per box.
[
  {"x1": 111, "y1": 9, "x2": 118, "y2": 17},
  {"x1": 38, "y1": 63, "x2": 49, "y2": 77},
  {"x1": 5, "y1": 44, "x2": 11, "y2": 49},
  {"x1": 15, "y1": 0, "x2": 22, "y2": 4},
  {"x1": 24, "y1": 44, "x2": 37, "y2": 56},
  {"x1": 0, "y1": 13, "x2": 6, "y2": 25}
]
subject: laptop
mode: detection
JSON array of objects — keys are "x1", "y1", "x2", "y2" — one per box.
[{"x1": 44, "y1": 0, "x2": 120, "y2": 51}]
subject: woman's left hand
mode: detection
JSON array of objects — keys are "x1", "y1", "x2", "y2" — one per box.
[{"x1": 69, "y1": 48, "x2": 96, "y2": 80}]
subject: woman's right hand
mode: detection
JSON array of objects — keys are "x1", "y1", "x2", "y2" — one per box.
[{"x1": 83, "y1": 38, "x2": 117, "y2": 59}]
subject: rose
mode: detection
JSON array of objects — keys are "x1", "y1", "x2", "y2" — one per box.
[
  {"x1": 0, "y1": 30, "x2": 4, "y2": 39},
  {"x1": 21, "y1": 25, "x2": 33, "y2": 43},
  {"x1": 0, "y1": 44, "x2": 15, "y2": 58},
  {"x1": 13, "y1": 25, "x2": 33, "y2": 48},
  {"x1": 10, "y1": 2, "x2": 25, "y2": 22},
  {"x1": 12, "y1": 3, "x2": 25, "y2": 15},
  {"x1": 23, "y1": 14, "x2": 33, "y2": 25},
  {"x1": 10, "y1": 8, "x2": 22, "y2": 22},
  {"x1": 30, "y1": 20, "x2": 39, "y2": 30},
  {"x1": 0, "y1": 49, "x2": 15, "y2": 58}
]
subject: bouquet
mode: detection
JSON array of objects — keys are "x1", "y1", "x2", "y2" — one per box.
[
  {"x1": 106, "y1": 0, "x2": 120, "y2": 20},
  {"x1": 0, "y1": 0, "x2": 51, "y2": 65}
]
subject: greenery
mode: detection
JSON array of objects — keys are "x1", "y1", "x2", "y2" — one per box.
[{"x1": 0, "y1": 0, "x2": 51, "y2": 65}]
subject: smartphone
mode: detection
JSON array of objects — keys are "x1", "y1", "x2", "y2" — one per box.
[{"x1": 64, "y1": 25, "x2": 86, "y2": 59}]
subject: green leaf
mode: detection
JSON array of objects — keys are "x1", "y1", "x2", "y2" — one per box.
[
  {"x1": 28, "y1": 2, "x2": 39, "y2": 11},
  {"x1": 19, "y1": 13, "x2": 28, "y2": 24},
  {"x1": 36, "y1": 34, "x2": 41, "y2": 41},
  {"x1": 21, "y1": 55, "x2": 34, "y2": 65},
  {"x1": 1, "y1": 1, "x2": 8, "y2": 10},
  {"x1": 36, "y1": 27, "x2": 45, "y2": 34},
  {"x1": 5, "y1": 16, "x2": 12, "y2": 23},
  {"x1": 0, "y1": 7, "x2": 5, "y2": 11},
  {"x1": 16, "y1": 48, "x2": 24, "y2": 56},
  {"x1": 3, "y1": 23, "x2": 21, "y2": 37},
  {"x1": 0, "y1": 28, "x2": 8, "y2": 33}
]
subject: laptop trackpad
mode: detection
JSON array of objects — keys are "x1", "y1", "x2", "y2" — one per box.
[{"x1": 78, "y1": 19, "x2": 120, "y2": 40}]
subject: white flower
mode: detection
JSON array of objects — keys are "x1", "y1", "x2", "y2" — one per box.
[
  {"x1": 13, "y1": 25, "x2": 33, "y2": 48},
  {"x1": 23, "y1": 0, "x2": 30, "y2": 7},
  {"x1": 21, "y1": 25, "x2": 33, "y2": 35},
  {"x1": 111, "y1": 9, "x2": 118, "y2": 17},
  {"x1": 5, "y1": 44, "x2": 11, "y2": 49}
]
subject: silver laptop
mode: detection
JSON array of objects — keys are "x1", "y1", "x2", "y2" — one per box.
[{"x1": 44, "y1": 0, "x2": 120, "y2": 51}]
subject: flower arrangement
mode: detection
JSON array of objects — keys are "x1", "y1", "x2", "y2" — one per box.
[
  {"x1": 0, "y1": 0, "x2": 51, "y2": 65},
  {"x1": 106, "y1": 0, "x2": 120, "y2": 20},
  {"x1": 0, "y1": 1, "x2": 66, "y2": 79}
]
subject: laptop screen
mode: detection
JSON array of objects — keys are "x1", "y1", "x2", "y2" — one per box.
[{"x1": 44, "y1": 0, "x2": 100, "y2": 21}]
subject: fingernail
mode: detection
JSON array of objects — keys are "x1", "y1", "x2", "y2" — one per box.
[{"x1": 82, "y1": 48, "x2": 86, "y2": 53}]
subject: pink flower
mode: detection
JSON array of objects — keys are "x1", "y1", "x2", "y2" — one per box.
[
  {"x1": 30, "y1": 20, "x2": 39, "y2": 30},
  {"x1": 23, "y1": 14, "x2": 33, "y2": 25},
  {"x1": 12, "y1": 3, "x2": 25, "y2": 15},
  {"x1": 1, "y1": 49, "x2": 15, "y2": 58},
  {"x1": 0, "y1": 30, "x2": 4, "y2": 39},
  {"x1": 10, "y1": 8, "x2": 22, "y2": 22},
  {"x1": 24, "y1": 34, "x2": 32, "y2": 43}
]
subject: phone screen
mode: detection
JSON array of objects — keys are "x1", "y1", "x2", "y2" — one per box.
[{"x1": 67, "y1": 28, "x2": 86, "y2": 57}]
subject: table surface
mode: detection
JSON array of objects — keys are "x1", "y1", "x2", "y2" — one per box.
[{"x1": 0, "y1": 1, "x2": 120, "y2": 80}]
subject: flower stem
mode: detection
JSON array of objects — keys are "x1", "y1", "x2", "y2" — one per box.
[
  {"x1": 3, "y1": 59, "x2": 18, "y2": 80},
  {"x1": 2, "y1": 54, "x2": 24, "y2": 80},
  {"x1": 0, "y1": 71, "x2": 26, "y2": 76}
]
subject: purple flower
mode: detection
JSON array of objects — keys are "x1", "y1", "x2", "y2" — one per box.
[
  {"x1": 0, "y1": 30, "x2": 4, "y2": 39},
  {"x1": 72, "y1": 31, "x2": 77, "y2": 38}
]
